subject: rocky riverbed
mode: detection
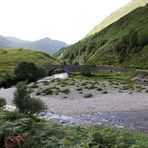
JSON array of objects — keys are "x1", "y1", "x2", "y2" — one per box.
[{"x1": 0, "y1": 72, "x2": 148, "y2": 133}]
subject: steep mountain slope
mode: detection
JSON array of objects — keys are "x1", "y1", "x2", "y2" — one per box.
[
  {"x1": 0, "y1": 48, "x2": 58, "y2": 79},
  {"x1": 0, "y1": 36, "x2": 68, "y2": 55},
  {"x1": 86, "y1": 0, "x2": 148, "y2": 37},
  {"x1": 56, "y1": 5, "x2": 148, "y2": 69}
]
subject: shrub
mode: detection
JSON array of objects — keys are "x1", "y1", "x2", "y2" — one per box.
[
  {"x1": 88, "y1": 85, "x2": 97, "y2": 89},
  {"x1": 43, "y1": 81, "x2": 49, "y2": 85},
  {"x1": 13, "y1": 82, "x2": 46, "y2": 114},
  {"x1": 15, "y1": 62, "x2": 48, "y2": 82},
  {"x1": 76, "y1": 88, "x2": 83, "y2": 91},
  {"x1": 97, "y1": 88, "x2": 103, "y2": 91},
  {"x1": 102, "y1": 91, "x2": 108, "y2": 94},
  {"x1": 0, "y1": 74, "x2": 16, "y2": 88},
  {"x1": 81, "y1": 82, "x2": 87, "y2": 86},
  {"x1": 37, "y1": 66, "x2": 48, "y2": 78},
  {"x1": 84, "y1": 93, "x2": 93, "y2": 98},
  {"x1": 36, "y1": 91, "x2": 41, "y2": 96},
  {"x1": 63, "y1": 96, "x2": 68, "y2": 98},
  {"x1": 89, "y1": 132, "x2": 105, "y2": 147},
  {"x1": 1, "y1": 111, "x2": 28, "y2": 121},
  {"x1": 26, "y1": 98, "x2": 47, "y2": 114},
  {"x1": 41, "y1": 88, "x2": 53, "y2": 95},
  {"x1": 61, "y1": 89, "x2": 70, "y2": 94},
  {"x1": 30, "y1": 83, "x2": 39, "y2": 88},
  {"x1": 81, "y1": 64, "x2": 96, "y2": 77},
  {"x1": 0, "y1": 97, "x2": 6, "y2": 109}
]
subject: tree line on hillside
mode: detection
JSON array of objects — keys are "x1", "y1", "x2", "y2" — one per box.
[
  {"x1": 115, "y1": 29, "x2": 148, "y2": 64},
  {"x1": 60, "y1": 28, "x2": 148, "y2": 66}
]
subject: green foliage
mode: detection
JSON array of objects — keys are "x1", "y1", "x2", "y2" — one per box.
[
  {"x1": 13, "y1": 82, "x2": 46, "y2": 114},
  {"x1": 25, "y1": 98, "x2": 47, "y2": 115},
  {"x1": 37, "y1": 66, "x2": 48, "y2": 79},
  {"x1": 129, "y1": 29, "x2": 138, "y2": 48},
  {"x1": 13, "y1": 82, "x2": 30, "y2": 113},
  {"x1": 81, "y1": 64, "x2": 96, "y2": 77},
  {"x1": 60, "y1": 89, "x2": 70, "y2": 94},
  {"x1": 102, "y1": 91, "x2": 108, "y2": 94},
  {"x1": 97, "y1": 87, "x2": 103, "y2": 91},
  {"x1": 1, "y1": 111, "x2": 148, "y2": 147},
  {"x1": 15, "y1": 62, "x2": 48, "y2": 82},
  {"x1": 138, "y1": 32, "x2": 148, "y2": 47},
  {"x1": 0, "y1": 73, "x2": 16, "y2": 88},
  {"x1": 76, "y1": 88, "x2": 83, "y2": 91},
  {"x1": 0, "y1": 97, "x2": 6, "y2": 109},
  {"x1": 0, "y1": 48, "x2": 58, "y2": 82},
  {"x1": 41, "y1": 88, "x2": 53, "y2": 95},
  {"x1": 30, "y1": 83, "x2": 39, "y2": 89},
  {"x1": 84, "y1": 93, "x2": 93, "y2": 98},
  {"x1": 0, "y1": 111, "x2": 28, "y2": 121},
  {"x1": 56, "y1": 5, "x2": 148, "y2": 69}
]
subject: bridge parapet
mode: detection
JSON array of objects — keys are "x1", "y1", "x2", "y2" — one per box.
[{"x1": 44, "y1": 65, "x2": 135, "y2": 73}]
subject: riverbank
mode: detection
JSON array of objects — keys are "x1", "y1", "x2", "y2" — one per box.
[
  {"x1": 1, "y1": 88, "x2": 148, "y2": 115},
  {"x1": 0, "y1": 72, "x2": 148, "y2": 115}
]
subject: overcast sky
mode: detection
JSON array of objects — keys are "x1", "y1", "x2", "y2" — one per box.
[{"x1": 0, "y1": 0, "x2": 131, "y2": 44}]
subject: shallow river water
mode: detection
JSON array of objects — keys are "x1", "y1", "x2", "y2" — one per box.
[{"x1": 41, "y1": 111, "x2": 148, "y2": 133}]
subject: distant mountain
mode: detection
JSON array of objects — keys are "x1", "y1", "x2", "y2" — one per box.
[
  {"x1": 56, "y1": 4, "x2": 148, "y2": 69},
  {"x1": 0, "y1": 36, "x2": 68, "y2": 55},
  {"x1": 86, "y1": 0, "x2": 148, "y2": 37}
]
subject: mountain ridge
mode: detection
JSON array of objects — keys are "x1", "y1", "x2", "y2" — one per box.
[
  {"x1": 0, "y1": 35, "x2": 68, "y2": 55},
  {"x1": 86, "y1": 0, "x2": 148, "y2": 37},
  {"x1": 56, "y1": 5, "x2": 148, "y2": 69}
]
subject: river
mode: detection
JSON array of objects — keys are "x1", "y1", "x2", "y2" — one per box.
[{"x1": 0, "y1": 73, "x2": 148, "y2": 133}]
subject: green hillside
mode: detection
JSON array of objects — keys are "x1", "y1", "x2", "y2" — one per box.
[
  {"x1": 0, "y1": 48, "x2": 58, "y2": 79},
  {"x1": 86, "y1": 0, "x2": 148, "y2": 37},
  {"x1": 56, "y1": 5, "x2": 148, "y2": 69}
]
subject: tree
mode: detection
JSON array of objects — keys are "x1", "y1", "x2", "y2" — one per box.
[
  {"x1": 138, "y1": 32, "x2": 148, "y2": 47},
  {"x1": 129, "y1": 29, "x2": 138, "y2": 48},
  {"x1": 13, "y1": 82, "x2": 46, "y2": 114},
  {"x1": 0, "y1": 73, "x2": 16, "y2": 88},
  {"x1": 15, "y1": 62, "x2": 48, "y2": 82},
  {"x1": 81, "y1": 64, "x2": 96, "y2": 77},
  {"x1": 37, "y1": 66, "x2": 48, "y2": 79},
  {"x1": 0, "y1": 97, "x2": 6, "y2": 109},
  {"x1": 115, "y1": 36, "x2": 128, "y2": 63}
]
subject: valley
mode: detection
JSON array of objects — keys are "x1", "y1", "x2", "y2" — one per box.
[{"x1": 0, "y1": 0, "x2": 148, "y2": 147}]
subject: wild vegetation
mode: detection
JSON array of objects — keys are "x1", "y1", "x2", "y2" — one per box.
[
  {"x1": 14, "y1": 82, "x2": 47, "y2": 114},
  {"x1": 31, "y1": 71, "x2": 147, "y2": 100},
  {"x1": 0, "y1": 61, "x2": 48, "y2": 87},
  {"x1": 0, "y1": 97, "x2": 6, "y2": 109},
  {"x1": 1, "y1": 110, "x2": 148, "y2": 147},
  {"x1": 0, "y1": 2, "x2": 148, "y2": 147},
  {"x1": 56, "y1": 5, "x2": 148, "y2": 69},
  {"x1": 0, "y1": 48, "x2": 58, "y2": 82}
]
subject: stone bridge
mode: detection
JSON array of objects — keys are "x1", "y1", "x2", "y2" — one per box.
[{"x1": 44, "y1": 65, "x2": 134, "y2": 73}]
